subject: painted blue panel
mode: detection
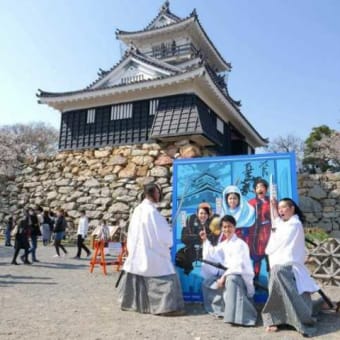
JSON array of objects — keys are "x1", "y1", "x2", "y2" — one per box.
[{"x1": 171, "y1": 152, "x2": 297, "y2": 302}]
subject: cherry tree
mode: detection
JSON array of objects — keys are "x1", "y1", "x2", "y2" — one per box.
[{"x1": 0, "y1": 122, "x2": 58, "y2": 176}]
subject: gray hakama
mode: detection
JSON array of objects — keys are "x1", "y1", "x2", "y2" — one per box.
[
  {"x1": 202, "y1": 274, "x2": 257, "y2": 326},
  {"x1": 119, "y1": 272, "x2": 184, "y2": 315},
  {"x1": 262, "y1": 264, "x2": 318, "y2": 337}
]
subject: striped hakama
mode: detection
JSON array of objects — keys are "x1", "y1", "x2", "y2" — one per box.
[
  {"x1": 262, "y1": 264, "x2": 318, "y2": 337},
  {"x1": 202, "y1": 274, "x2": 257, "y2": 326},
  {"x1": 119, "y1": 272, "x2": 184, "y2": 315}
]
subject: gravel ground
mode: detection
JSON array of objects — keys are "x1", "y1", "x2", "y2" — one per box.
[{"x1": 0, "y1": 244, "x2": 339, "y2": 340}]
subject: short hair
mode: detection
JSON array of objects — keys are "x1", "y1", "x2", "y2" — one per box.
[
  {"x1": 143, "y1": 182, "x2": 162, "y2": 200},
  {"x1": 80, "y1": 210, "x2": 86, "y2": 214},
  {"x1": 220, "y1": 215, "x2": 236, "y2": 227},
  {"x1": 253, "y1": 178, "x2": 268, "y2": 190}
]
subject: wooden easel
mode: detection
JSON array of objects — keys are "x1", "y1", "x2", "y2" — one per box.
[
  {"x1": 89, "y1": 226, "x2": 127, "y2": 275},
  {"x1": 112, "y1": 240, "x2": 127, "y2": 272},
  {"x1": 89, "y1": 240, "x2": 107, "y2": 275}
]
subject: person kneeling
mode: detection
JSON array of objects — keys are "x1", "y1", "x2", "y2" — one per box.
[
  {"x1": 200, "y1": 215, "x2": 257, "y2": 326},
  {"x1": 118, "y1": 183, "x2": 184, "y2": 316}
]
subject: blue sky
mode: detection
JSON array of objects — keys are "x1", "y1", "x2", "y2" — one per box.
[{"x1": 1, "y1": 0, "x2": 339, "y2": 143}]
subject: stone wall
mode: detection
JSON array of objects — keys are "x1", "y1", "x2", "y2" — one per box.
[
  {"x1": 0, "y1": 147, "x2": 339, "y2": 237},
  {"x1": 0, "y1": 141, "x2": 205, "y2": 235},
  {"x1": 299, "y1": 173, "x2": 340, "y2": 236}
]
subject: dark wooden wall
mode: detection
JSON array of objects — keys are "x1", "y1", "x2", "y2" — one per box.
[{"x1": 58, "y1": 94, "x2": 252, "y2": 156}]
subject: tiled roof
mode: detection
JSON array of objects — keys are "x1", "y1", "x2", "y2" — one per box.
[
  {"x1": 150, "y1": 95, "x2": 203, "y2": 138},
  {"x1": 116, "y1": 11, "x2": 231, "y2": 71},
  {"x1": 115, "y1": 14, "x2": 193, "y2": 37},
  {"x1": 144, "y1": 1, "x2": 182, "y2": 30},
  {"x1": 37, "y1": 48, "x2": 182, "y2": 99}
]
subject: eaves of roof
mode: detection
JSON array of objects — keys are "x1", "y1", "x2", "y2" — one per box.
[
  {"x1": 37, "y1": 63, "x2": 266, "y2": 146},
  {"x1": 36, "y1": 65, "x2": 205, "y2": 100},
  {"x1": 116, "y1": 14, "x2": 231, "y2": 72}
]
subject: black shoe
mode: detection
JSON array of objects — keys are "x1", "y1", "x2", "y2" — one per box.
[
  {"x1": 33, "y1": 259, "x2": 40, "y2": 262},
  {"x1": 20, "y1": 255, "x2": 25, "y2": 263},
  {"x1": 86, "y1": 252, "x2": 91, "y2": 257},
  {"x1": 24, "y1": 260, "x2": 32, "y2": 265},
  {"x1": 11, "y1": 261, "x2": 19, "y2": 265}
]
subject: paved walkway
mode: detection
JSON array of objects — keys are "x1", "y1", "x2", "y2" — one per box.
[{"x1": 0, "y1": 244, "x2": 339, "y2": 340}]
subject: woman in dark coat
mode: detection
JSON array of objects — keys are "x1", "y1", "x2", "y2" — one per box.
[
  {"x1": 53, "y1": 209, "x2": 68, "y2": 257},
  {"x1": 11, "y1": 213, "x2": 31, "y2": 265}
]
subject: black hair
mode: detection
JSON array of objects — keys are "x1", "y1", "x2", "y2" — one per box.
[
  {"x1": 225, "y1": 192, "x2": 240, "y2": 205},
  {"x1": 143, "y1": 182, "x2": 162, "y2": 201},
  {"x1": 279, "y1": 197, "x2": 305, "y2": 224},
  {"x1": 197, "y1": 206, "x2": 210, "y2": 216},
  {"x1": 220, "y1": 215, "x2": 236, "y2": 227},
  {"x1": 253, "y1": 178, "x2": 268, "y2": 190}
]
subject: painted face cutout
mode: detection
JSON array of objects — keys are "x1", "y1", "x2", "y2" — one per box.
[{"x1": 255, "y1": 183, "x2": 267, "y2": 196}]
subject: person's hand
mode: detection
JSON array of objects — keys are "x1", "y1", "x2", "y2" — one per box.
[
  {"x1": 199, "y1": 229, "x2": 207, "y2": 241},
  {"x1": 216, "y1": 276, "x2": 225, "y2": 288},
  {"x1": 270, "y1": 197, "x2": 277, "y2": 206}
]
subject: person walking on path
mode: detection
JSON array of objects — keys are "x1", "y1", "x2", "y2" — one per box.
[
  {"x1": 41, "y1": 210, "x2": 53, "y2": 246},
  {"x1": 53, "y1": 209, "x2": 68, "y2": 257},
  {"x1": 73, "y1": 210, "x2": 91, "y2": 259},
  {"x1": 5, "y1": 216, "x2": 15, "y2": 247},
  {"x1": 11, "y1": 211, "x2": 31, "y2": 265},
  {"x1": 119, "y1": 182, "x2": 184, "y2": 316},
  {"x1": 27, "y1": 207, "x2": 41, "y2": 262}
]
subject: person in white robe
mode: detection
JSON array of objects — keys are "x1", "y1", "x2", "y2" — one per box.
[
  {"x1": 200, "y1": 215, "x2": 257, "y2": 326},
  {"x1": 119, "y1": 182, "x2": 184, "y2": 315},
  {"x1": 262, "y1": 197, "x2": 322, "y2": 336}
]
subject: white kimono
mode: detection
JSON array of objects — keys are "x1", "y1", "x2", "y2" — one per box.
[
  {"x1": 203, "y1": 234, "x2": 255, "y2": 297},
  {"x1": 123, "y1": 198, "x2": 175, "y2": 277},
  {"x1": 265, "y1": 214, "x2": 319, "y2": 294}
]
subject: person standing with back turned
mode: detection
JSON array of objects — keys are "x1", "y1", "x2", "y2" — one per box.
[{"x1": 119, "y1": 182, "x2": 184, "y2": 316}]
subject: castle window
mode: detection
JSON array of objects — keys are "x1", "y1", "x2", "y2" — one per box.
[
  {"x1": 216, "y1": 117, "x2": 224, "y2": 133},
  {"x1": 86, "y1": 109, "x2": 95, "y2": 124},
  {"x1": 111, "y1": 103, "x2": 133, "y2": 120},
  {"x1": 149, "y1": 99, "x2": 159, "y2": 115}
]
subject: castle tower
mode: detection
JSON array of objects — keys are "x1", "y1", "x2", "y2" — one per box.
[{"x1": 37, "y1": 1, "x2": 267, "y2": 154}]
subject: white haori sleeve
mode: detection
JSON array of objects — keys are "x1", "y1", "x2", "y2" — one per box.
[
  {"x1": 292, "y1": 263, "x2": 319, "y2": 294},
  {"x1": 123, "y1": 199, "x2": 175, "y2": 277},
  {"x1": 266, "y1": 215, "x2": 319, "y2": 294},
  {"x1": 203, "y1": 236, "x2": 255, "y2": 297},
  {"x1": 266, "y1": 215, "x2": 305, "y2": 266}
]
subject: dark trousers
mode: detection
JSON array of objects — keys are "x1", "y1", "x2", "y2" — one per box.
[
  {"x1": 12, "y1": 247, "x2": 29, "y2": 263},
  {"x1": 54, "y1": 240, "x2": 67, "y2": 256},
  {"x1": 28, "y1": 235, "x2": 38, "y2": 261},
  {"x1": 76, "y1": 235, "x2": 90, "y2": 257}
]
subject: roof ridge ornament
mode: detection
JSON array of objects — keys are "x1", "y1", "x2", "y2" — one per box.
[
  {"x1": 160, "y1": 1, "x2": 170, "y2": 14},
  {"x1": 125, "y1": 42, "x2": 139, "y2": 55},
  {"x1": 190, "y1": 8, "x2": 197, "y2": 18}
]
